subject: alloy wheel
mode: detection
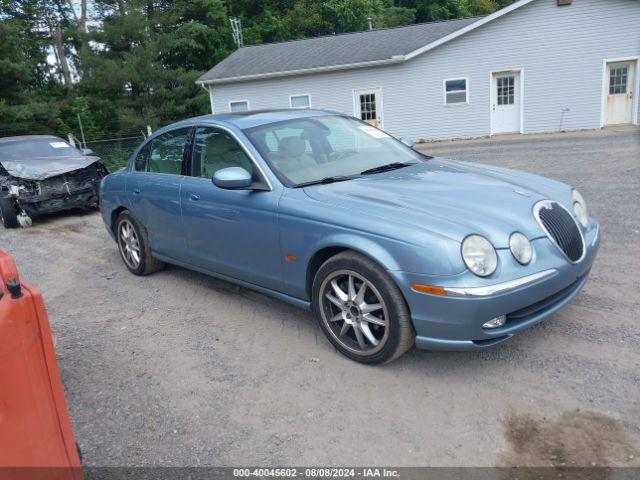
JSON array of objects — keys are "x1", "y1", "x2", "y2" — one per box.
[
  {"x1": 319, "y1": 269, "x2": 389, "y2": 356},
  {"x1": 118, "y1": 219, "x2": 141, "y2": 269}
]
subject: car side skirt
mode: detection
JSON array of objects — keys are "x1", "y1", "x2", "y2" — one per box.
[{"x1": 152, "y1": 252, "x2": 312, "y2": 311}]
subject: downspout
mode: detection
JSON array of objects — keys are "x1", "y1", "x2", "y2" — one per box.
[{"x1": 199, "y1": 83, "x2": 214, "y2": 114}]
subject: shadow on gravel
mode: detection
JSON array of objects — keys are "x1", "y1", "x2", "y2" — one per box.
[{"x1": 17, "y1": 209, "x2": 98, "y2": 235}]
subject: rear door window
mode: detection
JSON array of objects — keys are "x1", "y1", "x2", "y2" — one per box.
[
  {"x1": 148, "y1": 128, "x2": 191, "y2": 175},
  {"x1": 134, "y1": 144, "x2": 150, "y2": 172}
]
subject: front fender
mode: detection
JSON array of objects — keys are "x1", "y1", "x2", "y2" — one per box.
[
  {"x1": 312, "y1": 233, "x2": 405, "y2": 271},
  {"x1": 278, "y1": 188, "x2": 464, "y2": 300},
  {"x1": 307, "y1": 232, "x2": 463, "y2": 275},
  {"x1": 279, "y1": 218, "x2": 463, "y2": 300}
]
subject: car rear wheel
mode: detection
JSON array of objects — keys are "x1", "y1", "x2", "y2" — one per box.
[
  {"x1": 116, "y1": 211, "x2": 165, "y2": 275},
  {"x1": 312, "y1": 251, "x2": 415, "y2": 364},
  {"x1": 0, "y1": 197, "x2": 19, "y2": 229}
]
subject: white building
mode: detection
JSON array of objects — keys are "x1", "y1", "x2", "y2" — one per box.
[{"x1": 197, "y1": 0, "x2": 640, "y2": 141}]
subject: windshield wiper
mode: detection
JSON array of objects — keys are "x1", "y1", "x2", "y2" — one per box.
[
  {"x1": 360, "y1": 162, "x2": 414, "y2": 175},
  {"x1": 295, "y1": 175, "x2": 356, "y2": 188}
]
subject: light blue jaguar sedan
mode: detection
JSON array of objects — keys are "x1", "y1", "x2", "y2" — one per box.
[{"x1": 100, "y1": 110, "x2": 599, "y2": 364}]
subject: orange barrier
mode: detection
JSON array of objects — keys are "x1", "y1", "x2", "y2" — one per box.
[{"x1": 0, "y1": 250, "x2": 82, "y2": 480}]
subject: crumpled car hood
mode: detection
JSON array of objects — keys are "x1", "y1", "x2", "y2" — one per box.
[
  {"x1": 303, "y1": 158, "x2": 572, "y2": 247},
  {"x1": 0, "y1": 155, "x2": 101, "y2": 181}
]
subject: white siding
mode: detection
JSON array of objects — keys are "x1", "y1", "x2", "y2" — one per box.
[{"x1": 209, "y1": 0, "x2": 640, "y2": 140}]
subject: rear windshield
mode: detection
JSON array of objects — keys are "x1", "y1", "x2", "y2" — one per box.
[{"x1": 0, "y1": 139, "x2": 80, "y2": 160}]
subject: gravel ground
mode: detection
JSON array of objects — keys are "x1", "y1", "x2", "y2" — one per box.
[{"x1": 2, "y1": 127, "x2": 639, "y2": 467}]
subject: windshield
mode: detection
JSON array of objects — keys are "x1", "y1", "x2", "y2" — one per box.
[
  {"x1": 0, "y1": 138, "x2": 81, "y2": 160},
  {"x1": 244, "y1": 115, "x2": 426, "y2": 187}
]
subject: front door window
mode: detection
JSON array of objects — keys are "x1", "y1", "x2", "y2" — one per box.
[
  {"x1": 609, "y1": 65, "x2": 628, "y2": 95},
  {"x1": 359, "y1": 93, "x2": 377, "y2": 123},
  {"x1": 191, "y1": 128, "x2": 254, "y2": 179},
  {"x1": 496, "y1": 76, "x2": 515, "y2": 105}
]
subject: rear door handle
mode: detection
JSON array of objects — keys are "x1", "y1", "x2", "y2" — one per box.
[{"x1": 190, "y1": 193, "x2": 200, "y2": 201}]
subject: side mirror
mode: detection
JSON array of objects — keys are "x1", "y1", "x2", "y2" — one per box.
[
  {"x1": 212, "y1": 167, "x2": 253, "y2": 190},
  {"x1": 400, "y1": 137, "x2": 414, "y2": 148},
  {"x1": 81, "y1": 148, "x2": 94, "y2": 155}
]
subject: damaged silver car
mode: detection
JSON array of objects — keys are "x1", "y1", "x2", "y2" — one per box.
[{"x1": 0, "y1": 135, "x2": 108, "y2": 228}]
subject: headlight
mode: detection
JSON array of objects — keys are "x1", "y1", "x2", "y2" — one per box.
[
  {"x1": 572, "y1": 189, "x2": 589, "y2": 228},
  {"x1": 509, "y1": 232, "x2": 533, "y2": 265},
  {"x1": 461, "y1": 235, "x2": 498, "y2": 277}
]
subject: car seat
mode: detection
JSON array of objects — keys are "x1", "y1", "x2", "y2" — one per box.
[
  {"x1": 202, "y1": 134, "x2": 253, "y2": 178},
  {"x1": 149, "y1": 143, "x2": 183, "y2": 175},
  {"x1": 272, "y1": 136, "x2": 316, "y2": 176}
]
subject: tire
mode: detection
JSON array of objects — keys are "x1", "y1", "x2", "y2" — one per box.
[
  {"x1": 115, "y1": 211, "x2": 165, "y2": 275},
  {"x1": 0, "y1": 196, "x2": 19, "y2": 229},
  {"x1": 312, "y1": 251, "x2": 415, "y2": 364}
]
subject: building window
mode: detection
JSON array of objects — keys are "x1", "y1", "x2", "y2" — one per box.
[
  {"x1": 444, "y1": 78, "x2": 468, "y2": 105},
  {"x1": 290, "y1": 94, "x2": 311, "y2": 109},
  {"x1": 229, "y1": 100, "x2": 249, "y2": 112}
]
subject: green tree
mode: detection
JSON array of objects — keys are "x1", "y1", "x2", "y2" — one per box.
[
  {"x1": 79, "y1": 0, "x2": 233, "y2": 135},
  {"x1": 280, "y1": 0, "x2": 413, "y2": 37},
  {"x1": 0, "y1": 0, "x2": 64, "y2": 135}
]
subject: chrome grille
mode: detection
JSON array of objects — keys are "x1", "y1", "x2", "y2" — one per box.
[{"x1": 534, "y1": 201, "x2": 584, "y2": 263}]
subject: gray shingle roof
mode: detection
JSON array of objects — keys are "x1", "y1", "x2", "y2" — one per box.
[{"x1": 198, "y1": 16, "x2": 482, "y2": 85}]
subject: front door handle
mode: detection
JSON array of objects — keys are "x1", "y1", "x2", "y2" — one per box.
[{"x1": 190, "y1": 193, "x2": 201, "y2": 201}]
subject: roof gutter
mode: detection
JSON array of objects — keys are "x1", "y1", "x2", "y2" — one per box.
[{"x1": 196, "y1": 56, "x2": 405, "y2": 86}]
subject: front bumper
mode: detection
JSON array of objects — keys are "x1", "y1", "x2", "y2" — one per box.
[
  {"x1": 21, "y1": 189, "x2": 99, "y2": 216},
  {"x1": 390, "y1": 223, "x2": 600, "y2": 351},
  {"x1": 4, "y1": 162, "x2": 106, "y2": 218}
]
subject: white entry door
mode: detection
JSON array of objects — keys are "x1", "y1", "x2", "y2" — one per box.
[
  {"x1": 354, "y1": 88, "x2": 383, "y2": 128},
  {"x1": 605, "y1": 61, "x2": 635, "y2": 125},
  {"x1": 491, "y1": 71, "x2": 521, "y2": 134}
]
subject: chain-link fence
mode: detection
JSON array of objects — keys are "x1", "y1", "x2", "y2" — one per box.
[{"x1": 73, "y1": 134, "x2": 146, "y2": 172}]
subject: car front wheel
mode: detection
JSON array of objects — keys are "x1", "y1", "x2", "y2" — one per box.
[
  {"x1": 312, "y1": 251, "x2": 415, "y2": 364},
  {"x1": 115, "y1": 211, "x2": 165, "y2": 275}
]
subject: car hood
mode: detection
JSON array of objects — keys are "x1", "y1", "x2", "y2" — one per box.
[
  {"x1": 0, "y1": 155, "x2": 101, "y2": 181},
  {"x1": 303, "y1": 159, "x2": 571, "y2": 247}
]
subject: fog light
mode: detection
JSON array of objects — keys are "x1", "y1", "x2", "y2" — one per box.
[{"x1": 483, "y1": 315, "x2": 506, "y2": 329}]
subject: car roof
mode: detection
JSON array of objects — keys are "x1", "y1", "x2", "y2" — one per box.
[
  {"x1": 157, "y1": 109, "x2": 348, "y2": 135},
  {"x1": 0, "y1": 135, "x2": 63, "y2": 143}
]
